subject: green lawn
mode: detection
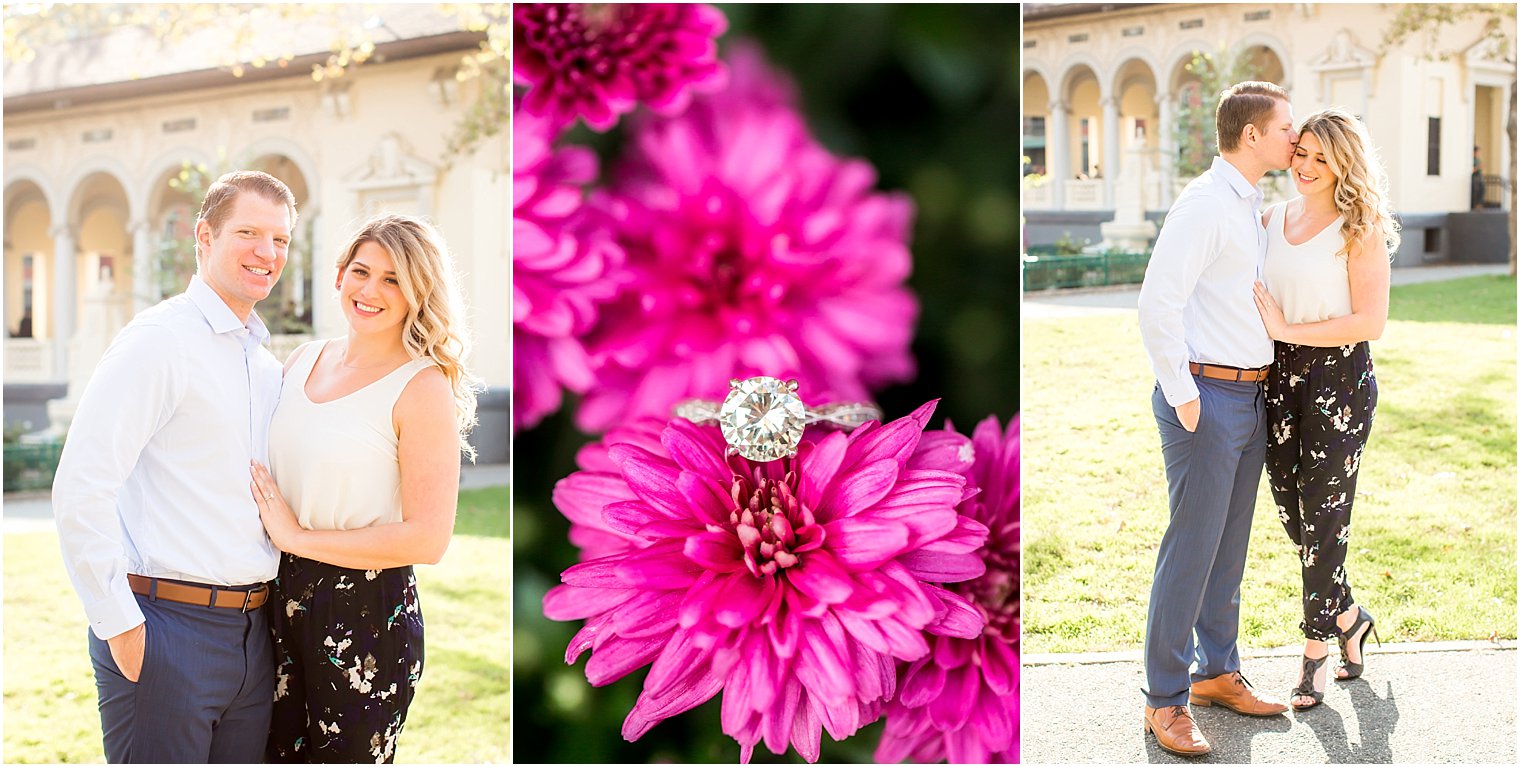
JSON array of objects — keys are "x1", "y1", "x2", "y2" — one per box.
[
  {"x1": 2, "y1": 486, "x2": 509, "y2": 763},
  {"x1": 1023, "y1": 275, "x2": 1517, "y2": 654}
]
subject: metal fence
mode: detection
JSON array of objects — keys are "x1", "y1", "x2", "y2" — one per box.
[
  {"x1": 1022, "y1": 248, "x2": 1151, "y2": 291},
  {"x1": 3, "y1": 440, "x2": 63, "y2": 493},
  {"x1": 1478, "y1": 174, "x2": 1509, "y2": 209}
]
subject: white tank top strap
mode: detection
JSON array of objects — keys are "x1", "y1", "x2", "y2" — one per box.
[
  {"x1": 365, "y1": 357, "x2": 436, "y2": 410},
  {"x1": 289, "y1": 340, "x2": 326, "y2": 385},
  {"x1": 1267, "y1": 201, "x2": 1287, "y2": 240}
]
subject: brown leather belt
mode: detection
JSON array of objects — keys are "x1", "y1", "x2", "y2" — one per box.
[
  {"x1": 1190, "y1": 362, "x2": 1271, "y2": 383},
  {"x1": 128, "y1": 574, "x2": 269, "y2": 612}
]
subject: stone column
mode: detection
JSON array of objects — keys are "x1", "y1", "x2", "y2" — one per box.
[
  {"x1": 1156, "y1": 91, "x2": 1176, "y2": 209},
  {"x1": 1103, "y1": 96, "x2": 1121, "y2": 208},
  {"x1": 1048, "y1": 99, "x2": 1070, "y2": 210},
  {"x1": 130, "y1": 218, "x2": 152, "y2": 313},
  {"x1": 50, "y1": 222, "x2": 76, "y2": 381}
]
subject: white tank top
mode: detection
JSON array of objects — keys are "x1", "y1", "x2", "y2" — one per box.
[
  {"x1": 269, "y1": 340, "x2": 435, "y2": 531},
  {"x1": 1262, "y1": 202, "x2": 1352, "y2": 326}
]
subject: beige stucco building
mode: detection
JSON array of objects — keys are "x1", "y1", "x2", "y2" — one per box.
[
  {"x1": 2, "y1": 6, "x2": 509, "y2": 459},
  {"x1": 1022, "y1": 2, "x2": 1514, "y2": 261}
]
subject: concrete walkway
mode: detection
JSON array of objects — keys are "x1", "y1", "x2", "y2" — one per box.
[
  {"x1": 1, "y1": 462, "x2": 509, "y2": 534},
  {"x1": 1024, "y1": 263, "x2": 1511, "y2": 319},
  {"x1": 1023, "y1": 640, "x2": 1516, "y2": 763}
]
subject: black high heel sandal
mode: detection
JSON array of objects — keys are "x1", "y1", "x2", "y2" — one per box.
[
  {"x1": 1336, "y1": 605, "x2": 1382, "y2": 680},
  {"x1": 1292, "y1": 653, "x2": 1330, "y2": 710}
]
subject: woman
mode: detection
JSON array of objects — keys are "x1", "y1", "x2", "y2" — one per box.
[
  {"x1": 250, "y1": 215, "x2": 479, "y2": 761},
  {"x1": 1252, "y1": 108, "x2": 1396, "y2": 710}
]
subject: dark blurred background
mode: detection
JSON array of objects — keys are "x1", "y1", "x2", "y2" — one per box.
[{"x1": 513, "y1": 4, "x2": 1019, "y2": 762}]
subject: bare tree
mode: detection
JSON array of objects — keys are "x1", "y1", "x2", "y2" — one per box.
[{"x1": 1383, "y1": 3, "x2": 1518, "y2": 275}]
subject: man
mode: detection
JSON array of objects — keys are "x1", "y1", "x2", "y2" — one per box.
[
  {"x1": 53, "y1": 171, "x2": 296, "y2": 763},
  {"x1": 1135, "y1": 82, "x2": 1297, "y2": 757}
]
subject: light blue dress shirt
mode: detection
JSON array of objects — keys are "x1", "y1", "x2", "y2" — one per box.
[
  {"x1": 53, "y1": 275, "x2": 282, "y2": 640},
  {"x1": 1138, "y1": 156, "x2": 1275, "y2": 407}
]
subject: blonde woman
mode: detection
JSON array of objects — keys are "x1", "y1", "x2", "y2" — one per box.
[
  {"x1": 1252, "y1": 109, "x2": 1396, "y2": 710},
  {"x1": 250, "y1": 215, "x2": 479, "y2": 761}
]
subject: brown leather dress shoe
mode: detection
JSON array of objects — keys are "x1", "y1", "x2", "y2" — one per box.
[
  {"x1": 1144, "y1": 704, "x2": 1211, "y2": 756},
  {"x1": 1189, "y1": 671, "x2": 1289, "y2": 716}
]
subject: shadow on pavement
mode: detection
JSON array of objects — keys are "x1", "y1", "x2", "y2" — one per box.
[{"x1": 1297, "y1": 677, "x2": 1400, "y2": 763}]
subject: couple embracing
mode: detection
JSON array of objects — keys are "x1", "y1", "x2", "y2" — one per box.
[
  {"x1": 52, "y1": 171, "x2": 479, "y2": 763},
  {"x1": 1137, "y1": 82, "x2": 1397, "y2": 755}
]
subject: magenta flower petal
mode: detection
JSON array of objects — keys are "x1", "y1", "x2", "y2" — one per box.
[
  {"x1": 576, "y1": 44, "x2": 918, "y2": 431},
  {"x1": 823, "y1": 518, "x2": 911, "y2": 571},
  {"x1": 513, "y1": 106, "x2": 628, "y2": 430},
  {"x1": 514, "y1": 3, "x2": 728, "y2": 132},
  {"x1": 544, "y1": 404, "x2": 986, "y2": 762},
  {"x1": 876, "y1": 415, "x2": 1019, "y2": 764}
]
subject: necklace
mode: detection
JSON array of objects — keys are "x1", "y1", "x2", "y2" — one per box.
[
  {"x1": 340, "y1": 356, "x2": 396, "y2": 370},
  {"x1": 338, "y1": 343, "x2": 403, "y2": 370}
]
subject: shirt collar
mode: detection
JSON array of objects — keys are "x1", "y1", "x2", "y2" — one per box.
[
  {"x1": 186, "y1": 275, "x2": 271, "y2": 343},
  {"x1": 1212, "y1": 156, "x2": 1262, "y2": 204}
]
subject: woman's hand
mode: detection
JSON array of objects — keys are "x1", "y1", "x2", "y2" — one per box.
[
  {"x1": 1252, "y1": 281, "x2": 1288, "y2": 341},
  {"x1": 250, "y1": 460, "x2": 303, "y2": 553}
]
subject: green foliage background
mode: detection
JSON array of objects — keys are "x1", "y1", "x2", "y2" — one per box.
[{"x1": 513, "y1": 5, "x2": 1019, "y2": 762}]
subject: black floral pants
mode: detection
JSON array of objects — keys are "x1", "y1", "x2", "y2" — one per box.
[
  {"x1": 1265, "y1": 341, "x2": 1377, "y2": 641},
  {"x1": 266, "y1": 553, "x2": 425, "y2": 763}
]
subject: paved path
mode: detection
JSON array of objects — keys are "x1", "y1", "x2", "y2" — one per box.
[
  {"x1": 1024, "y1": 263, "x2": 1511, "y2": 319},
  {"x1": 1023, "y1": 641, "x2": 1516, "y2": 763},
  {"x1": 1, "y1": 462, "x2": 509, "y2": 534}
]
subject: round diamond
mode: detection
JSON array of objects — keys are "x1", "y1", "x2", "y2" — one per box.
[{"x1": 718, "y1": 376, "x2": 805, "y2": 462}]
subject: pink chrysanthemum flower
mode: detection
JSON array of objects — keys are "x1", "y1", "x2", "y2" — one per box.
[
  {"x1": 544, "y1": 402, "x2": 990, "y2": 762},
  {"x1": 575, "y1": 44, "x2": 918, "y2": 432},
  {"x1": 876, "y1": 416, "x2": 1020, "y2": 764},
  {"x1": 513, "y1": 3, "x2": 728, "y2": 132},
  {"x1": 513, "y1": 107, "x2": 626, "y2": 430}
]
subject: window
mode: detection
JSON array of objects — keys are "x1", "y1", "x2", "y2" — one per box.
[
  {"x1": 1023, "y1": 117, "x2": 1047, "y2": 175},
  {"x1": 16, "y1": 255, "x2": 35, "y2": 338},
  {"x1": 1079, "y1": 118, "x2": 1092, "y2": 177},
  {"x1": 1427, "y1": 117, "x2": 1441, "y2": 176}
]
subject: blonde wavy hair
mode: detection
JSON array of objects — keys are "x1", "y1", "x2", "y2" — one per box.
[
  {"x1": 336, "y1": 215, "x2": 482, "y2": 460},
  {"x1": 1297, "y1": 109, "x2": 1401, "y2": 261}
]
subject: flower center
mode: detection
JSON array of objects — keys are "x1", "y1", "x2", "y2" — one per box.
[
  {"x1": 577, "y1": 3, "x2": 622, "y2": 38},
  {"x1": 727, "y1": 461, "x2": 823, "y2": 578}
]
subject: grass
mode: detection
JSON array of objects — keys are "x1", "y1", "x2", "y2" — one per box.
[
  {"x1": 1022, "y1": 275, "x2": 1517, "y2": 655},
  {"x1": 2, "y1": 486, "x2": 509, "y2": 764}
]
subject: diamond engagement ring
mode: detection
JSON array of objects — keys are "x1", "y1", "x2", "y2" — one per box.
[{"x1": 674, "y1": 376, "x2": 883, "y2": 462}]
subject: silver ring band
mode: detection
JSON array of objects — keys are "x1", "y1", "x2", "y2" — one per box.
[
  {"x1": 673, "y1": 400, "x2": 882, "y2": 429},
  {"x1": 673, "y1": 376, "x2": 882, "y2": 462}
]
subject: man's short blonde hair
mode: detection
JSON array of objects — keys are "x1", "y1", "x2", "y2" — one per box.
[
  {"x1": 195, "y1": 171, "x2": 298, "y2": 256},
  {"x1": 1215, "y1": 81, "x2": 1289, "y2": 153}
]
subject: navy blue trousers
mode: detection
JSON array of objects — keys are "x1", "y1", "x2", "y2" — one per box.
[
  {"x1": 1143, "y1": 376, "x2": 1267, "y2": 708},
  {"x1": 88, "y1": 590, "x2": 274, "y2": 763}
]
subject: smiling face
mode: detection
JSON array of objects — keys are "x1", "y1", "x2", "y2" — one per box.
[
  {"x1": 196, "y1": 192, "x2": 291, "y2": 322},
  {"x1": 1291, "y1": 130, "x2": 1338, "y2": 197},
  {"x1": 337, "y1": 240, "x2": 411, "y2": 338}
]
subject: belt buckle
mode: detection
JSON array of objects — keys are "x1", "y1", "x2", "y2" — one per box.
[{"x1": 241, "y1": 584, "x2": 268, "y2": 613}]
